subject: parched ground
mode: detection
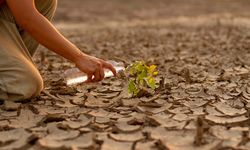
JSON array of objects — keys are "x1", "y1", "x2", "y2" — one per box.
[{"x1": 1, "y1": 0, "x2": 250, "y2": 150}]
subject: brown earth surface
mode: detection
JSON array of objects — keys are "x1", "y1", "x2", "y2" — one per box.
[{"x1": 1, "y1": 0, "x2": 250, "y2": 150}]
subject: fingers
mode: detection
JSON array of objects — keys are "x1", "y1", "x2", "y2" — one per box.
[
  {"x1": 84, "y1": 59, "x2": 116, "y2": 83},
  {"x1": 92, "y1": 64, "x2": 104, "y2": 82},
  {"x1": 92, "y1": 70, "x2": 100, "y2": 82},
  {"x1": 85, "y1": 67, "x2": 104, "y2": 83},
  {"x1": 99, "y1": 67, "x2": 105, "y2": 80},
  {"x1": 102, "y1": 61, "x2": 117, "y2": 77},
  {"x1": 85, "y1": 74, "x2": 93, "y2": 83}
]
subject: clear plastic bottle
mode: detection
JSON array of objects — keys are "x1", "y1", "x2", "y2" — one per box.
[{"x1": 64, "y1": 60, "x2": 125, "y2": 86}]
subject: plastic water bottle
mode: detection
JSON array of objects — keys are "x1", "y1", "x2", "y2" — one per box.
[{"x1": 64, "y1": 60, "x2": 125, "y2": 86}]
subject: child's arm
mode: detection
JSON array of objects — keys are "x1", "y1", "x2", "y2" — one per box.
[{"x1": 6, "y1": 0, "x2": 116, "y2": 82}]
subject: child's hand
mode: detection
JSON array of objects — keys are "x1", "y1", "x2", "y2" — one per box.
[{"x1": 75, "y1": 54, "x2": 117, "y2": 82}]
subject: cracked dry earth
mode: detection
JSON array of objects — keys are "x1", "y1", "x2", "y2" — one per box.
[{"x1": 1, "y1": 0, "x2": 250, "y2": 150}]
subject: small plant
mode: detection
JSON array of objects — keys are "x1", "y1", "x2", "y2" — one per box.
[{"x1": 126, "y1": 61, "x2": 159, "y2": 97}]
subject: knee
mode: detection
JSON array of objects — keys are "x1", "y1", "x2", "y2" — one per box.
[
  {"x1": 20, "y1": 71, "x2": 44, "y2": 100},
  {"x1": 6, "y1": 69, "x2": 44, "y2": 101}
]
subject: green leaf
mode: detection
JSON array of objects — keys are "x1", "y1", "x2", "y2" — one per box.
[
  {"x1": 149, "y1": 65, "x2": 157, "y2": 71},
  {"x1": 128, "y1": 80, "x2": 137, "y2": 94},
  {"x1": 146, "y1": 77, "x2": 156, "y2": 89},
  {"x1": 139, "y1": 79, "x2": 145, "y2": 87},
  {"x1": 148, "y1": 65, "x2": 157, "y2": 74},
  {"x1": 153, "y1": 71, "x2": 158, "y2": 76},
  {"x1": 127, "y1": 61, "x2": 159, "y2": 97},
  {"x1": 135, "y1": 62, "x2": 144, "y2": 72},
  {"x1": 128, "y1": 65, "x2": 136, "y2": 75},
  {"x1": 137, "y1": 69, "x2": 147, "y2": 81}
]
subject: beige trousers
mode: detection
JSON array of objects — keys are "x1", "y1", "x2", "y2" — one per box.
[{"x1": 0, "y1": 0, "x2": 57, "y2": 101}]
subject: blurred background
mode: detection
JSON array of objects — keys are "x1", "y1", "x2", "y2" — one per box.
[{"x1": 55, "y1": 0, "x2": 250, "y2": 23}]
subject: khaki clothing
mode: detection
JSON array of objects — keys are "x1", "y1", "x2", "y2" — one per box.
[{"x1": 0, "y1": 0, "x2": 57, "y2": 101}]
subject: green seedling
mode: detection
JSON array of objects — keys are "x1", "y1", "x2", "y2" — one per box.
[{"x1": 126, "y1": 61, "x2": 159, "y2": 97}]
